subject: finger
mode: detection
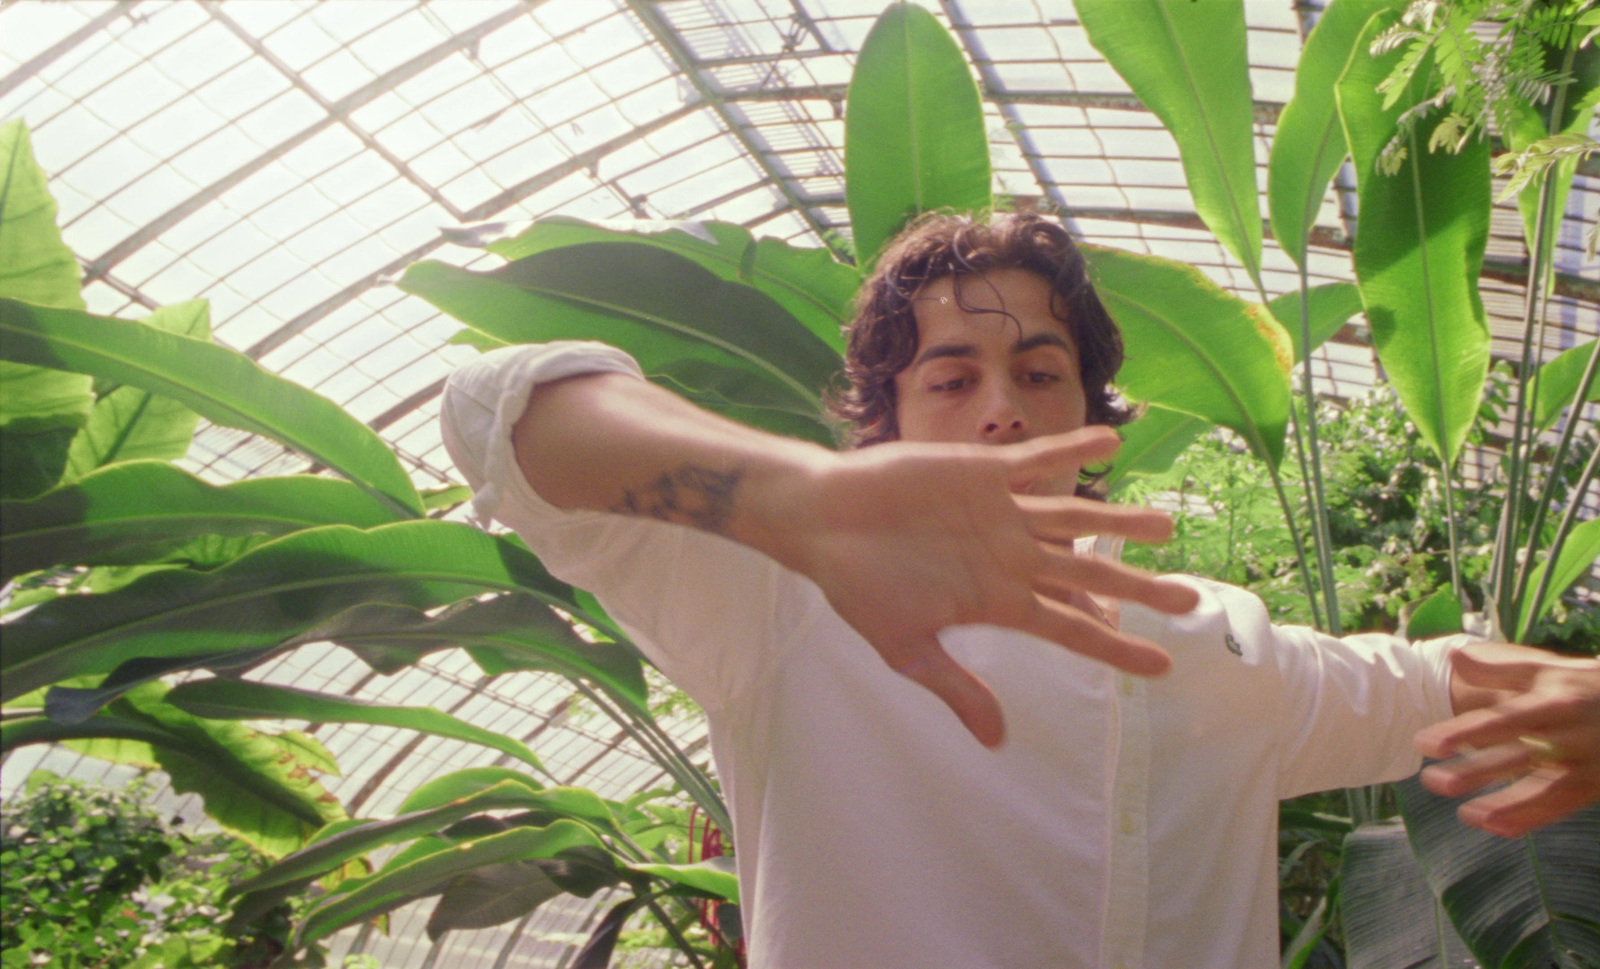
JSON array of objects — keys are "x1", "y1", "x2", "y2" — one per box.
[
  {"x1": 1419, "y1": 742, "x2": 1536, "y2": 799},
  {"x1": 1004, "y1": 427, "x2": 1122, "y2": 484},
  {"x1": 888, "y1": 638, "x2": 1006, "y2": 748},
  {"x1": 1416, "y1": 691, "x2": 1596, "y2": 759},
  {"x1": 1449, "y1": 641, "x2": 1597, "y2": 691},
  {"x1": 1016, "y1": 494, "x2": 1176, "y2": 545},
  {"x1": 1033, "y1": 545, "x2": 1199, "y2": 615},
  {"x1": 1025, "y1": 595, "x2": 1172, "y2": 677},
  {"x1": 1453, "y1": 768, "x2": 1600, "y2": 838}
]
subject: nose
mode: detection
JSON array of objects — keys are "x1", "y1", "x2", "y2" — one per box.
[{"x1": 979, "y1": 383, "x2": 1027, "y2": 443}]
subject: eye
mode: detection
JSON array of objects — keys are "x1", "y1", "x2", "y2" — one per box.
[
  {"x1": 1024, "y1": 371, "x2": 1061, "y2": 386},
  {"x1": 930, "y1": 376, "x2": 968, "y2": 392}
]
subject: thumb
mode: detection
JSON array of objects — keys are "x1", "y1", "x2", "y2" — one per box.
[{"x1": 892, "y1": 640, "x2": 1006, "y2": 748}]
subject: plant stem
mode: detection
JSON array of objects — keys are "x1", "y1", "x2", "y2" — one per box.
[
  {"x1": 647, "y1": 898, "x2": 709, "y2": 969},
  {"x1": 1268, "y1": 463, "x2": 1326, "y2": 632},
  {"x1": 1511, "y1": 340, "x2": 1599, "y2": 627},
  {"x1": 1517, "y1": 433, "x2": 1598, "y2": 641},
  {"x1": 1297, "y1": 261, "x2": 1343, "y2": 635}
]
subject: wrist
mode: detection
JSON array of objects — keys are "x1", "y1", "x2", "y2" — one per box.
[{"x1": 727, "y1": 438, "x2": 838, "y2": 575}]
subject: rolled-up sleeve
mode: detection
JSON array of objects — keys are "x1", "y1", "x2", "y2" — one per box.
[
  {"x1": 1272, "y1": 621, "x2": 1468, "y2": 799},
  {"x1": 440, "y1": 341, "x2": 803, "y2": 711}
]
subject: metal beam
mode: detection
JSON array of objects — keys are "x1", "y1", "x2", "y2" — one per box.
[
  {"x1": 204, "y1": 2, "x2": 468, "y2": 224},
  {"x1": 80, "y1": 2, "x2": 534, "y2": 285},
  {"x1": 941, "y1": 0, "x2": 1082, "y2": 234},
  {"x1": 242, "y1": 101, "x2": 701, "y2": 365},
  {"x1": 625, "y1": 0, "x2": 853, "y2": 263},
  {"x1": 0, "y1": 0, "x2": 139, "y2": 99}
]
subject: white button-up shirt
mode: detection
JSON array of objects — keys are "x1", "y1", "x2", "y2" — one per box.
[{"x1": 442, "y1": 341, "x2": 1465, "y2": 969}]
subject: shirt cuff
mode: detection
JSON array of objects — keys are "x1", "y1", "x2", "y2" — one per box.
[{"x1": 440, "y1": 341, "x2": 644, "y2": 528}]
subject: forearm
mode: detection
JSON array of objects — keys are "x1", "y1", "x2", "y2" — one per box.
[{"x1": 510, "y1": 371, "x2": 830, "y2": 570}]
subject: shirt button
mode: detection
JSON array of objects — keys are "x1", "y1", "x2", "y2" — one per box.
[
  {"x1": 1119, "y1": 675, "x2": 1134, "y2": 696},
  {"x1": 1120, "y1": 811, "x2": 1135, "y2": 836}
]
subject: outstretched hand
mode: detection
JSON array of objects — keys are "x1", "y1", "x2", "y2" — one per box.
[
  {"x1": 784, "y1": 425, "x2": 1199, "y2": 748},
  {"x1": 1414, "y1": 642, "x2": 1600, "y2": 837}
]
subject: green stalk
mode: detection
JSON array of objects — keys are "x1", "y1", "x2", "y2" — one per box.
[
  {"x1": 1510, "y1": 263, "x2": 1599, "y2": 626},
  {"x1": 647, "y1": 897, "x2": 709, "y2": 969},
  {"x1": 1493, "y1": 170, "x2": 1554, "y2": 630},
  {"x1": 574, "y1": 680, "x2": 731, "y2": 836},
  {"x1": 1517, "y1": 432, "x2": 1599, "y2": 641},
  {"x1": 1297, "y1": 261, "x2": 1343, "y2": 635},
  {"x1": 1268, "y1": 463, "x2": 1327, "y2": 632}
]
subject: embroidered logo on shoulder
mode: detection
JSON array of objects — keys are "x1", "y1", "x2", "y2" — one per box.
[{"x1": 1224, "y1": 633, "x2": 1243, "y2": 657}]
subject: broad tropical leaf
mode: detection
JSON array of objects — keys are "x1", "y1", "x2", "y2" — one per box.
[
  {"x1": 1078, "y1": 0, "x2": 1262, "y2": 288},
  {"x1": 1404, "y1": 588, "x2": 1463, "y2": 641},
  {"x1": 298, "y1": 822, "x2": 612, "y2": 945},
  {"x1": 425, "y1": 861, "x2": 564, "y2": 939},
  {"x1": 43, "y1": 646, "x2": 280, "y2": 724},
  {"x1": 1268, "y1": 0, "x2": 1404, "y2": 269},
  {"x1": 0, "y1": 121, "x2": 91, "y2": 499},
  {"x1": 1104, "y1": 405, "x2": 1211, "y2": 493},
  {"x1": 1530, "y1": 340, "x2": 1599, "y2": 433},
  {"x1": 845, "y1": 2, "x2": 991, "y2": 268},
  {"x1": 400, "y1": 247, "x2": 838, "y2": 444},
  {"x1": 1, "y1": 462, "x2": 402, "y2": 582},
  {"x1": 1268, "y1": 282, "x2": 1365, "y2": 364},
  {"x1": 0, "y1": 298, "x2": 424, "y2": 517},
  {"x1": 1342, "y1": 820, "x2": 1474, "y2": 969},
  {"x1": 165, "y1": 678, "x2": 547, "y2": 773},
  {"x1": 1396, "y1": 777, "x2": 1600, "y2": 969},
  {"x1": 284, "y1": 595, "x2": 648, "y2": 713},
  {"x1": 454, "y1": 217, "x2": 855, "y2": 351},
  {"x1": 4, "y1": 683, "x2": 346, "y2": 858},
  {"x1": 1337, "y1": 13, "x2": 1492, "y2": 468},
  {"x1": 630, "y1": 856, "x2": 739, "y2": 903},
  {"x1": 1517, "y1": 516, "x2": 1600, "y2": 636},
  {"x1": 1084, "y1": 244, "x2": 1292, "y2": 468},
  {"x1": 62, "y1": 299, "x2": 209, "y2": 479},
  {"x1": 234, "y1": 779, "x2": 555, "y2": 895},
  {"x1": 0, "y1": 520, "x2": 573, "y2": 703}
]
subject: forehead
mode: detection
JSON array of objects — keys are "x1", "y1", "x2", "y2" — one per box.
[{"x1": 910, "y1": 269, "x2": 1072, "y2": 344}]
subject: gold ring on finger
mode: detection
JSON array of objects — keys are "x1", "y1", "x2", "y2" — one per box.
[{"x1": 1519, "y1": 735, "x2": 1573, "y2": 765}]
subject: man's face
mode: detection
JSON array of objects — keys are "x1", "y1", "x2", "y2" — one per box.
[{"x1": 893, "y1": 268, "x2": 1089, "y2": 449}]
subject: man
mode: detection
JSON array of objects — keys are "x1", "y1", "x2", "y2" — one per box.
[{"x1": 442, "y1": 212, "x2": 1599, "y2": 968}]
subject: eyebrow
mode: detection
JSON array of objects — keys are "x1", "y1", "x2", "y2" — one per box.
[{"x1": 911, "y1": 331, "x2": 1076, "y2": 368}]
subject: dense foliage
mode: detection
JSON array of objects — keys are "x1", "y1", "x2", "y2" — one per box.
[{"x1": 0, "y1": 772, "x2": 306, "y2": 969}]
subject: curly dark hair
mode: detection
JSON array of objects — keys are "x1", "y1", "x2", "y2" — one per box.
[{"x1": 829, "y1": 211, "x2": 1133, "y2": 452}]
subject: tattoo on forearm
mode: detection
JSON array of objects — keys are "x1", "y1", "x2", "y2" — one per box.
[{"x1": 611, "y1": 464, "x2": 744, "y2": 534}]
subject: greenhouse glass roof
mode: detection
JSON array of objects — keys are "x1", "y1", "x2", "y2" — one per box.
[{"x1": 1, "y1": 1, "x2": 1596, "y2": 966}]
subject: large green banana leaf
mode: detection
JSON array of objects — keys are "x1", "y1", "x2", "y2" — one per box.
[
  {"x1": 0, "y1": 298, "x2": 425, "y2": 517},
  {"x1": 311, "y1": 596, "x2": 648, "y2": 712},
  {"x1": 844, "y1": 2, "x2": 991, "y2": 268},
  {"x1": 1, "y1": 461, "x2": 402, "y2": 582},
  {"x1": 0, "y1": 121, "x2": 91, "y2": 499},
  {"x1": 164, "y1": 679, "x2": 547, "y2": 774},
  {"x1": 1396, "y1": 776, "x2": 1600, "y2": 969},
  {"x1": 456, "y1": 216, "x2": 856, "y2": 352},
  {"x1": 234, "y1": 779, "x2": 575, "y2": 895},
  {"x1": 1084, "y1": 245, "x2": 1292, "y2": 468},
  {"x1": 0, "y1": 520, "x2": 573, "y2": 703},
  {"x1": 1104, "y1": 405, "x2": 1211, "y2": 494},
  {"x1": 1268, "y1": 0, "x2": 1405, "y2": 269},
  {"x1": 400, "y1": 245, "x2": 839, "y2": 444},
  {"x1": 2, "y1": 682, "x2": 346, "y2": 858},
  {"x1": 1337, "y1": 12, "x2": 1491, "y2": 468},
  {"x1": 1530, "y1": 340, "x2": 1599, "y2": 434},
  {"x1": 1341, "y1": 820, "x2": 1474, "y2": 969},
  {"x1": 61, "y1": 299, "x2": 208, "y2": 479},
  {"x1": 298, "y1": 821, "x2": 611, "y2": 945},
  {"x1": 1078, "y1": 0, "x2": 1262, "y2": 289}
]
